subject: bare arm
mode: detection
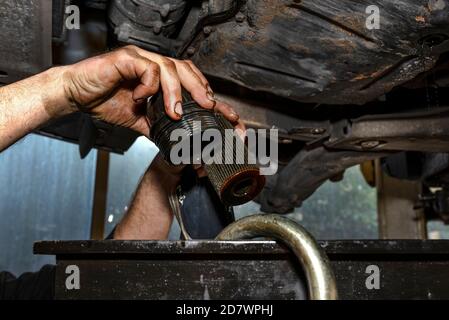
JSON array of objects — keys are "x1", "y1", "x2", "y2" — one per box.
[
  {"x1": 0, "y1": 45, "x2": 241, "y2": 152},
  {"x1": 113, "y1": 154, "x2": 181, "y2": 240},
  {"x1": 0, "y1": 67, "x2": 70, "y2": 151}
]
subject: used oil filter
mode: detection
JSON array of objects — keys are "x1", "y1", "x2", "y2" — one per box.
[{"x1": 148, "y1": 90, "x2": 265, "y2": 206}]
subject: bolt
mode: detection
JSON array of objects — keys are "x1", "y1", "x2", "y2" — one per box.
[
  {"x1": 280, "y1": 138, "x2": 293, "y2": 144},
  {"x1": 203, "y1": 26, "x2": 213, "y2": 36},
  {"x1": 159, "y1": 4, "x2": 171, "y2": 19},
  {"x1": 153, "y1": 21, "x2": 162, "y2": 35},
  {"x1": 186, "y1": 47, "x2": 196, "y2": 56},
  {"x1": 359, "y1": 140, "x2": 381, "y2": 149},
  {"x1": 235, "y1": 12, "x2": 246, "y2": 23},
  {"x1": 311, "y1": 128, "x2": 326, "y2": 135}
]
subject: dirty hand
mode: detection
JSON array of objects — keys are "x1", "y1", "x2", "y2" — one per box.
[{"x1": 61, "y1": 45, "x2": 244, "y2": 135}]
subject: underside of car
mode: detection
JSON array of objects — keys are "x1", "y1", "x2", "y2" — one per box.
[{"x1": 2, "y1": 0, "x2": 449, "y2": 222}]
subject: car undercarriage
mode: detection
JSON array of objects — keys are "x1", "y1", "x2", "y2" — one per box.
[{"x1": 2, "y1": 0, "x2": 449, "y2": 219}]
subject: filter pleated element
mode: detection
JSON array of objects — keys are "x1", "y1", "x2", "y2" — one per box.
[{"x1": 149, "y1": 91, "x2": 265, "y2": 206}]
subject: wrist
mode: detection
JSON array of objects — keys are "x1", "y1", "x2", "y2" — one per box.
[{"x1": 40, "y1": 65, "x2": 76, "y2": 119}]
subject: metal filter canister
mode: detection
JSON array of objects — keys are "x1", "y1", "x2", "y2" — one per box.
[{"x1": 148, "y1": 91, "x2": 265, "y2": 206}]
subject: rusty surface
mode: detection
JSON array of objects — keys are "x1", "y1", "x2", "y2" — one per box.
[
  {"x1": 257, "y1": 147, "x2": 389, "y2": 213},
  {"x1": 186, "y1": 0, "x2": 449, "y2": 105}
]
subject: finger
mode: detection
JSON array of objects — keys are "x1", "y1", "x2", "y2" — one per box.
[
  {"x1": 130, "y1": 47, "x2": 183, "y2": 120},
  {"x1": 132, "y1": 59, "x2": 160, "y2": 102},
  {"x1": 112, "y1": 49, "x2": 161, "y2": 101},
  {"x1": 214, "y1": 100, "x2": 246, "y2": 141},
  {"x1": 185, "y1": 60, "x2": 212, "y2": 91},
  {"x1": 171, "y1": 59, "x2": 216, "y2": 110},
  {"x1": 214, "y1": 100, "x2": 239, "y2": 123},
  {"x1": 159, "y1": 58, "x2": 183, "y2": 120}
]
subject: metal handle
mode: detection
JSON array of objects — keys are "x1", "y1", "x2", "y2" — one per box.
[
  {"x1": 168, "y1": 189, "x2": 192, "y2": 240},
  {"x1": 215, "y1": 214, "x2": 338, "y2": 300}
]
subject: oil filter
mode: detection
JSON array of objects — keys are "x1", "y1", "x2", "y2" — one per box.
[{"x1": 148, "y1": 90, "x2": 265, "y2": 206}]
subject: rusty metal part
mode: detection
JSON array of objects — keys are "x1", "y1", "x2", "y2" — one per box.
[
  {"x1": 176, "y1": 0, "x2": 245, "y2": 57},
  {"x1": 109, "y1": 0, "x2": 188, "y2": 53},
  {"x1": 325, "y1": 107, "x2": 449, "y2": 152},
  {"x1": 257, "y1": 147, "x2": 389, "y2": 213},
  {"x1": 215, "y1": 93, "x2": 330, "y2": 142},
  {"x1": 106, "y1": 0, "x2": 449, "y2": 105},
  {"x1": 257, "y1": 106, "x2": 449, "y2": 213},
  {"x1": 216, "y1": 214, "x2": 338, "y2": 300},
  {"x1": 186, "y1": 0, "x2": 449, "y2": 105}
]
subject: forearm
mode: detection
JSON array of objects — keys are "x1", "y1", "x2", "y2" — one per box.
[
  {"x1": 114, "y1": 155, "x2": 179, "y2": 240},
  {"x1": 0, "y1": 67, "x2": 71, "y2": 151}
]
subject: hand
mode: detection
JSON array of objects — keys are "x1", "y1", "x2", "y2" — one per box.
[
  {"x1": 61, "y1": 45, "x2": 244, "y2": 135},
  {"x1": 150, "y1": 154, "x2": 209, "y2": 193}
]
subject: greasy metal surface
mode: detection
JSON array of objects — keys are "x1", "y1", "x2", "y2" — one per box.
[
  {"x1": 187, "y1": 0, "x2": 449, "y2": 104},
  {"x1": 0, "y1": 0, "x2": 52, "y2": 84},
  {"x1": 257, "y1": 147, "x2": 389, "y2": 213},
  {"x1": 109, "y1": 0, "x2": 188, "y2": 53},
  {"x1": 55, "y1": 256, "x2": 308, "y2": 300},
  {"x1": 110, "y1": 0, "x2": 188, "y2": 35},
  {"x1": 216, "y1": 214, "x2": 338, "y2": 300},
  {"x1": 106, "y1": 0, "x2": 449, "y2": 104},
  {"x1": 326, "y1": 107, "x2": 449, "y2": 152},
  {"x1": 175, "y1": 0, "x2": 245, "y2": 56},
  {"x1": 255, "y1": 104, "x2": 449, "y2": 213},
  {"x1": 33, "y1": 239, "x2": 449, "y2": 256},
  {"x1": 215, "y1": 93, "x2": 330, "y2": 141},
  {"x1": 34, "y1": 240, "x2": 449, "y2": 300}
]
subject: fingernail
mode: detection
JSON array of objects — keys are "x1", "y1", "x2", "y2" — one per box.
[
  {"x1": 174, "y1": 101, "x2": 183, "y2": 118},
  {"x1": 135, "y1": 98, "x2": 145, "y2": 104},
  {"x1": 206, "y1": 91, "x2": 215, "y2": 102},
  {"x1": 206, "y1": 84, "x2": 214, "y2": 95},
  {"x1": 206, "y1": 92, "x2": 217, "y2": 109}
]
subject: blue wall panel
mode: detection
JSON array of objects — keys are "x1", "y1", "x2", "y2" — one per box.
[{"x1": 0, "y1": 134, "x2": 96, "y2": 275}]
